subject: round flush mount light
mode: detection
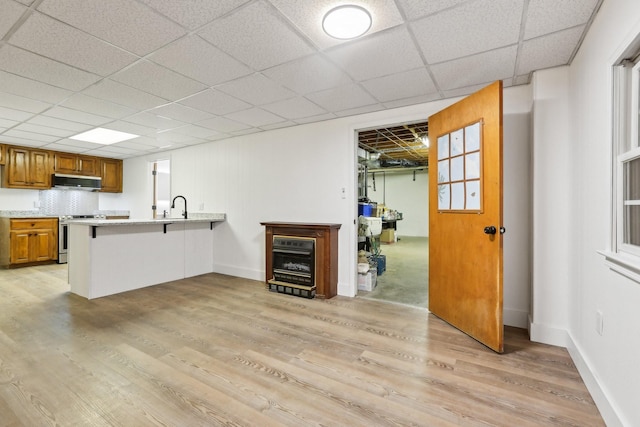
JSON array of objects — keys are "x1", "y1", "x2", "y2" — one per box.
[{"x1": 322, "y1": 5, "x2": 372, "y2": 40}]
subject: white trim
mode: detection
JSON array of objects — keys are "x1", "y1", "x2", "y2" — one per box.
[
  {"x1": 598, "y1": 250, "x2": 640, "y2": 284},
  {"x1": 566, "y1": 333, "x2": 626, "y2": 427}
]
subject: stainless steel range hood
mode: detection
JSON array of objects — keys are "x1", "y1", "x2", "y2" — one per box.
[{"x1": 52, "y1": 174, "x2": 101, "y2": 191}]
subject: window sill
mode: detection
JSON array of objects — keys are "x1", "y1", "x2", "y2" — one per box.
[{"x1": 598, "y1": 250, "x2": 640, "y2": 284}]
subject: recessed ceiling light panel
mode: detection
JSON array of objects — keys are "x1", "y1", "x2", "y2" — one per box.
[
  {"x1": 70, "y1": 127, "x2": 139, "y2": 145},
  {"x1": 322, "y1": 5, "x2": 372, "y2": 40}
]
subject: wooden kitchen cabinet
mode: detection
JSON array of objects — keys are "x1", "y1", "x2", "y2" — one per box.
[
  {"x1": 3, "y1": 146, "x2": 51, "y2": 189},
  {"x1": 0, "y1": 218, "x2": 58, "y2": 267},
  {"x1": 0, "y1": 144, "x2": 6, "y2": 165},
  {"x1": 53, "y1": 152, "x2": 98, "y2": 176},
  {"x1": 99, "y1": 158, "x2": 123, "y2": 193}
]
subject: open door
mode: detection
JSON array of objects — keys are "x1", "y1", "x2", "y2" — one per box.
[{"x1": 428, "y1": 81, "x2": 504, "y2": 353}]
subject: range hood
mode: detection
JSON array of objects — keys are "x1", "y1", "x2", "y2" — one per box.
[{"x1": 52, "y1": 174, "x2": 102, "y2": 191}]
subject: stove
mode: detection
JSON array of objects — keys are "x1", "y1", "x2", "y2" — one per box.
[{"x1": 57, "y1": 214, "x2": 106, "y2": 263}]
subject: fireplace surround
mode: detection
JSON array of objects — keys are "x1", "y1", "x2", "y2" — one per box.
[{"x1": 261, "y1": 222, "x2": 341, "y2": 299}]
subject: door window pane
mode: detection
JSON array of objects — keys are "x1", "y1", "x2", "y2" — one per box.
[{"x1": 435, "y1": 120, "x2": 483, "y2": 212}]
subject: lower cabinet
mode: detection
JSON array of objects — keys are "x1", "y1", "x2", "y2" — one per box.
[{"x1": 0, "y1": 218, "x2": 58, "y2": 267}]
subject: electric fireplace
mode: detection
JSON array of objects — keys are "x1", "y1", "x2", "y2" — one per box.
[{"x1": 269, "y1": 235, "x2": 316, "y2": 298}]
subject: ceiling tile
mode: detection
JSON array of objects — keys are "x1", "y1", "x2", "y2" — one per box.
[
  {"x1": 43, "y1": 106, "x2": 112, "y2": 126},
  {"x1": 382, "y1": 93, "x2": 442, "y2": 109},
  {"x1": 0, "y1": 0, "x2": 27, "y2": 38},
  {"x1": 110, "y1": 139, "x2": 159, "y2": 151},
  {"x1": 61, "y1": 94, "x2": 137, "y2": 119},
  {"x1": 262, "y1": 97, "x2": 327, "y2": 120},
  {"x1": 3, "y1": 129, "x2": 60, "y2": 143},
  {"x1": 517, "y1": 26, "x2": 584, "y2": 75},
  {"x1": 14, "y1": 0, "x2": 34, "y2": 5},
  {"x1": 0, "y1": 45, "x2": 100, "y2": 91},
  {"x1": 26, "y1": 116, "x2": 93, "y2": 132},
  {"x1": 216, "y1": 73, "x2": 296, "y2": 106},
  {"x1": 293, "y1": 113, "x2": 338, "y2": 125},
  {"x1": 262, "y1": 54, "x2": 352, "y2": 94},
  {"x1": 224, "y1": 107, "x2": 284, "y2": 127},
  {"x1": 102, "y1": 120, "x2": 157, "y2": 136},
  {"x1": 0, "y1": 91, "x2": 52, "y2": 114},
  {"x1": 13, "y1": 123, "x2": 77, "y2": 138},
  {"x1": 0, "y1": 70, "x2": 72, "y2": 104},
  {"x1": 179, "y1": 89, "x2": 251, "y2": 116},
  {"x1": 411, "y1": 0, "x2": 524, "y2": 64},
  {"x1": 524, "y1": 0, "x2": 600, "y2": 40},
  {"x1": 269, "y1": 0, "x2": 404, "y2": 50},
  {"x1": 326, "y1": 27, "x2": 424, "y2": 81},
  {"x1": 124, "y1": 112, "x2": 188, "y2": 132},
  {"x1": 168, "y1": 124, "x2": 221, "y2": 139},
  {"x1": 260, "y1": 120, "x2": 297, "y2": 131},
  {"x1": 196, "y1": 116, "x2": 250, "y2": 133},
  {"x1": 112, "y1": 60, "x2": 207, "y2": 101},
  {"x1": 431, "y1": 46, "x2": 517, "y2": 91},
  {"x1": 37, "y1": 0, "x2": 186, "y2": 56},
  {"x1": 42, "y1": 142, "x2": 91, "y2": 153},
  {"x1": 361, "y1": 68, "x2": 436, "y2": 102},
  {"x1": 198, "y1": 0, "x2": 313, "y2": 70},
  {"x1": 0, "y1": 118, "x2": 19, "y2": 128},
  {"x1": 442, "y1": 82, "x2": 490, "y2": 99},
  {"x1": 0, "y1": 105, "x2": 34, "y2": 121},
  {"x1": 9, "y1": 12, "x2": 138, "y2": 76},
  {"x1": 150, "y1": 103, "x2": 214, "y2": 123},
  {"x1": 334, "y1": 103, "x2": 384, "y2": 117},
  {"x1": 0, "y1": 135, "x2": 48, "y2": 147},
  {"x1": 156, "y1": 131, "x2": 205, "y2": 145},
  {"x1": 396, "y1": 0, "x2": 469, "y2": 21},
  {"x1": 139, "y1": 0, "x2": 251, "y2": 30},
  {"x1": 149, "y1": 35, "x2": 252, "y2": 86},
  {"x1": 81, "y1": 79, "x2": 168, "y2": 111},
  {"x1": 306, "y1": 83, "x2": 377, "y2": 112}
]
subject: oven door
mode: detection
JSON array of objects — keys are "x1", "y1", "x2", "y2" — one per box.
[{"x1": 58, "y1": 222, "x2": 68, "y2": 264}]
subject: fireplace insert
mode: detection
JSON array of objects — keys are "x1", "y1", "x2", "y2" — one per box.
[{"x1": 269, "y1": 235, "x2": 316, "y2": 298}]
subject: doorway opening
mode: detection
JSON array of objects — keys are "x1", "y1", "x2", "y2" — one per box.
[
  {"x1": 151, "y1": 159, "x2": 170, "y2": 219},
  {"x1": 356, "y1": 120, "x2": 429, "y2": 307}
]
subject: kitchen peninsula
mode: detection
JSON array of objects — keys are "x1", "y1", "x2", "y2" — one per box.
[{"x1": 68, "y1": 214, "x2": 225, "y2": 299}]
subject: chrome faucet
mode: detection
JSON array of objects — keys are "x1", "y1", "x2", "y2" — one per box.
[{"x1": 171, "y1": 195, "x2": 187, "y2": 219}]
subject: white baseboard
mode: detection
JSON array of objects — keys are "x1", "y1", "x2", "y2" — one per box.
[
  {"x1": 504, "y1": 308, "x2": 529, "y2": 328},
  {"x1": 529, "y1": 319, "x2": 624, "y2": 426},
  {"x1": 213, "y1": 263, "x2": 263, "y2": 282},
  {"x1": 566, "y1": 334, "x2": 624, "y2": 427}
]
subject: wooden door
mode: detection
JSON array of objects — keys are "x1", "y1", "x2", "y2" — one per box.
[
  {"x1": 100, "y1": 158, "x2": 123, "y2": 192},
  {"x1": 78, "y1": 155, "x2": 98, "y2": 176},
  {"x1": 54, "y1": 152, "x2": 79, "y2": 174},
  {"x1": 428, "y1": 81, "x2": 504, "y2": 353},
  {"x1": 10, "y1": 230, "x2": 31, "y2": 264},
  {"x1": 7, "y1": 147, "x2": 30, "y2": 187}
]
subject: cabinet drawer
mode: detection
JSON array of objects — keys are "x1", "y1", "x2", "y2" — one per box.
[{"x1": 10, "y1": 218, "x2": 57, "y2": 230}]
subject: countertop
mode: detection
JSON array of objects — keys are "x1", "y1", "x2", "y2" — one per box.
[{"x1": 68, "y1": 213, "x2": 226, "y2": 226}]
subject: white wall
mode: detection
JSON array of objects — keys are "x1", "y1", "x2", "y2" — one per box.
[
  {"x1": 366, "y1": 169, "x2": 429, "y2": 237},
  {"x1": 530, "y1": 1, "x2": 640, "y2": 424}
]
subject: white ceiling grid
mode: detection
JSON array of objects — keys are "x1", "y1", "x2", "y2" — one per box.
[{"x1": 0, "y1": 0, "x2": 602, "y2": 158}]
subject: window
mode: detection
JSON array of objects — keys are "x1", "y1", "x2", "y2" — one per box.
[{"x1": 605, "y1": 35, "x2": 640, "y2": 280}]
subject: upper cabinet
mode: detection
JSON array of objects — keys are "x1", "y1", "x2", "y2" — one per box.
[
  {"x1": 99, "y1": 158, "x2": 123, "y2": 193},
  {"x1": 3, "y1": 146, "x2": 51, "y2": 189},
  {"x1": 53, "y1": 152, "x2": 98, "y2": 176},
  {"x1": 1, "y1": 144, "x2": 123, "y2": 192}
]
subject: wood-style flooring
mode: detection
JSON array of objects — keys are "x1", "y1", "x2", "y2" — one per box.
[{"x1": 0, "y1": 264, "x2": 604, "y2": 426}]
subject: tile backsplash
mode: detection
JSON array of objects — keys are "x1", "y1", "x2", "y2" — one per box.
[{"x1": 39, "y1": 189, "x2": 99, "y2": 215}]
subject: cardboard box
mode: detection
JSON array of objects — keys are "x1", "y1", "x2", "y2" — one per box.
[{"x1": 380, "y1": 229, "x2": 395, "y2": 243}]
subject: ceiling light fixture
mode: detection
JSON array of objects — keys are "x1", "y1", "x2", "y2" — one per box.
[
  {"x1": 322, "y1": 5, "x2": 372, "y2": 40},
  {"x1": 421, "y1": 135, "x2": 430, "y2": 147},
  {"x1": 70, "y1": 128, "x2": 139, "y2": 145}
]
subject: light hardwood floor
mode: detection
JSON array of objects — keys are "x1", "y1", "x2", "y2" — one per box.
[{"x1": 0, "y1": 264, "x2": 603, "y2": 426}]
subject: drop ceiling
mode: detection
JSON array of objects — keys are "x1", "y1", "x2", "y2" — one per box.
[{"x1": 0, "y1": 0, "x2": 602, "y2": 159}]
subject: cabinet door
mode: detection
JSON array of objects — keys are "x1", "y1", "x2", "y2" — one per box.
[
  {"x1": 54, "y1": 152, "x2": 79, "y2": 174},
  {"x1": 31, "y1": 230, "x2": 55, "y2": 262},
  {"x1": 100, "y1": 158, "x2": 123, "y2": 192},
  {"x1": 0, "y1": 144, "x2": 6, "y2": 165},
  {"x1": 6, "y1": 147, "x2": 30, "y2": 187},
  {"x1": 30, "y1": 150, "x2": 51, "y2": 188},
  {"x1": 10, "y1": 230, "x2": 31, "y2": 264},
  {"x1": 78, "y1": 156, "x2": 98, "y2": 176}
]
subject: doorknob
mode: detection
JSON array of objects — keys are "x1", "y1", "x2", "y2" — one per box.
[{"x1": 484, "y1": 226, "x2": 497, "y2": 235}]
